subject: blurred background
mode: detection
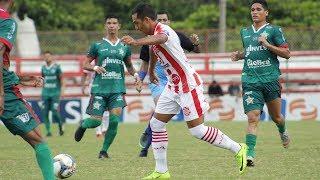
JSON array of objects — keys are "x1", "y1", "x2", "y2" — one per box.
[{"x1": 10, "y1": 0, "x2": 320, "y2": 122}]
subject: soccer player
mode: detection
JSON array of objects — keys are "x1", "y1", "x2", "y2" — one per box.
[
  {"x1": 0, "y1": 0, "x2": 54, "y2": 179},
  {"x1": 81, "y1": 63, "x2": 109, "y2": 138},
  {"x1": 230, "y1": 0, "x2": 291, "y2": 167},
  {"x1": 138, "y1": 10, "x2": 201, "y2": 157},
  {"x1": 74, "y1": 14, "x2": 142, "y2": 159},
  {"x1": 41, "y1": 51, "x2": 64, "y2": 136},
  {"x1": 122, "y1": 3, "x2": 248, "y2": 179}
]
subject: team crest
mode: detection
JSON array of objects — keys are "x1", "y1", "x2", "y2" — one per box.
[
  {"x1": 245, "y1": 96, "x2": 254, "y2": 105},
  {"x1": 93, "y1": 101, "x2": 101, "y2": 110},
  {"x1": 119, "y1": 48, "x2": 124, "y2": 56},
  {"x1": 261, "y1": 31, "x2": 269, "y2": 39},
  {"x1": 183, "y1": 107, "x2": 191, "y2": 116}
]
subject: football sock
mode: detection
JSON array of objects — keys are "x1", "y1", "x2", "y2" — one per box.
[
  {"x1": 52, "y1": 110, "x2": 63, "y2": 133},
  {"x1": 34, "y1": 143, "x2": 54, "y2": 180},
  {"x1": 101, "y1": 114, "x2": 119, "y2": 152},
  {"x1": 189, "y1": 124, "x2": 241, "y2": 153},
  {"x1": 43, "y1": 108, "x2": 51, "y2": 134},
  {"x1": 150, "y1": 117, "x2": 168, "y2": 173},
  {"x1": 81, "y1": 118, "x2": 101, "y2": 129},
  {"x1": 246, "y1": 134, "x2": 257, "y2": 158},
  {"x1": 276, "y1": 121, "x2": 286, "y2": 134}
]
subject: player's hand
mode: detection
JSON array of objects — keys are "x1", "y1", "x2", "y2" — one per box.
[
  {"x1": 258, "y1": 35, "x2": 270, "y2": 48},
  {"x1": 81, "y1": 86, "x2": 88, "y2": 96},
  {"x1": 93, "y1": 66, "x2": 106, "y2": 74},
  {"x1": 0, "y1": 95, "x2": 4, "y2": 115},
  {"x1": 190, "y1": 33, "x2": 200, "y2": 46},
  {"x1": 20, "y1": 76, "x2": 44, "y2": 87},
  {"x1": 149, "y1": 71, "x2": 159, "y2": 85},
  {"x1": 121, "y1": 35, "x2": 138, "y2": 46},
  {"x1": 133, "y1": 73, "x2": 142, "y2": 93},
  {"x1": 231, "y1": 51, "x2": 242, "y2": 62}
]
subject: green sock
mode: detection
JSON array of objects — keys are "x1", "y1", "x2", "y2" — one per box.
[
  {"x1": 43, "y1": 110, "x2": 51, "y2": 134},
  {"x1": 276, "y1": 121, "x2": 286, "y2": 133},
  {"x1": 246, "y1": 134, "x2": 257, "y2": 158},
  {"x1": 81, "y1": 118, "x2": 101, "y2": 129},
  {"x1": 52, "y1": 110, "x2": 63, "y2": 132},
  {"x1": 101, "y1": 114, "x2": 119, "y2": 152},
  {"x1": 34, "y1": 143, "x2": 54, "y2": 180}
]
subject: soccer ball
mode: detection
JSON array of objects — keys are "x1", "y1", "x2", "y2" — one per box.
[{"x1": 53, "y1": 154, "x2": 76, "y2": 179}]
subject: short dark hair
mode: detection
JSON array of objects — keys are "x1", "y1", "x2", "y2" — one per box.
[
  {"x1": 44, "y1": 50, "x2": 52, "y2": 54},
  {"x1": 251, "y1": 0, "x2": 268, "y2": 10},
  {"x1": 157, "y1": 10, "x2": 169, "y2": 18},
  {"x1": 132, "y1": 3, "x2": 156, "y2": 21},
  {"x1": 105, "y1": 14, "x2": 119, "y2": 21}
]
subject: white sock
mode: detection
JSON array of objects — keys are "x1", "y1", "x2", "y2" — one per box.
[
  {"x1": 189, "y1": 124, "x2": 241, "y2": 153},
  {"x1": 150, "y1": 117, "x2": 168, "y2": 173}
]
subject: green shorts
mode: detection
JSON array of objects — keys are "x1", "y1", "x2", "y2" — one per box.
[
  {"x1": 86, "y1": 93, "x2": 126, "y2": 117},
  {"x1": 1, "y1": 89, "x2": 39, "y2": 136},
  {"x1": 42, "y1": 96, "x2": 60, "y2": 111},
  {"x1": 242, "y1": 80, "x2": 281, "y2": 114}
]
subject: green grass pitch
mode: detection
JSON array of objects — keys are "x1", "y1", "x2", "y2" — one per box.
[{"x1": 0, "y1": 121, "x2": 319, "y2": 179}]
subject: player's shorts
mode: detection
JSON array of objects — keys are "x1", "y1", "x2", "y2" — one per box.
[
  {"x1": 0, "y1": 87, "x2": 40, "y2": 136},
  {"x1": 86, "y1": 93, "x2": 126, "y2": 117},
  {"x1": 155, "y1": 85, "x2": 209, "y2": 121},
  {"x1": 242, "y1": 80, "x2": 281, "y2": 114},
  {"x1": 42, "y1": 95, "x2": 60, "y2": 111},
  {"x1": 148, "y1": 83, "x2": 166, "y2": 99}
]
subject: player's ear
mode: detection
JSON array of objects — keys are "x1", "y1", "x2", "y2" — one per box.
[
  {"x1": 118, "y1": 23, "x2": 121, "y2": 30},
  {"x1": 265, "y1": 10, "x2": 269, "y2": 17}
]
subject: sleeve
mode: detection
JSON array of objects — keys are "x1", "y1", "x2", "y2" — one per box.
[
  {"x1": 273, "y1": 26, "x2": 288, "y2": 48},
  {"x1": 139, "y1": 45, "x2": 150, "y2": 62},
  {"x1": 57, "y1": 65, "x2": 62, "y2": 76},
  {"x1": 123, "y1": 45, "x2": 132, "y2": 62},
  {"x1": 87, "y1": 43, "x2": 98, "y2": 58},
  {"x1": 176, "y1": 32, "x2": 194, "y2": 52},
  {"x1": 0, "y1": 19, "x2": 17, "y2": 50},
  {"x1": 154, "y1": 24, "x2": 170, "y2": 37}
]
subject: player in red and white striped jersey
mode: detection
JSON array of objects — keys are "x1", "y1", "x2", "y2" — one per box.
[{"x1": 122, "y1": 3, "x2": 248, "y2": 179}]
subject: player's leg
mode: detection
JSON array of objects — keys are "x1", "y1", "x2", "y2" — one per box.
[
  {"x1": 183, "y1": 85, "x2": 247, "y2": 174},
  {"x1": 52, "y1": 96, "x2": 64, "y2": 136},
  {"x1": 74, "y1": 95, "x2": 106, "y2": 142},
  {"x1": 101, "y1": 111, "x2": 109, "y2": 135},
  {"x1": 143, "y1": 88, "x2": 179, "y2": 179},
  {"x1": 242, "y1": 83, "x2": 265, "y2": 167},
  {"x1": 264, "y1": 81, "x2": 290, "y2": 148},
  {"x1": 42, "y1": 97, "x2": 51, "y2": 136},
  {"x1": 2, "y1": 98, "x2": 54, "y2": 180},
  {"x1": 99, "y1": 93, "x2": 125, "y2": 159},
  {"x1": 139, "y1": 85, "x2": 162, "y2": 157}
]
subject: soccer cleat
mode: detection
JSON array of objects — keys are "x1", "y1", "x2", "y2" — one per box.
[
  {"x1": 139, "y1": 132, "x2": 148, "y2": 148},
  {"x1": 279, "y1": 131, "x2": 290, "y2": 148},
  {"x1": 235, "y1": 143, "x2": 248, "y2": 174},
  {"x1": 98, "y1": 151, "x2": 109, "y2": 159},
  {"x1": 247, "y1": 156, "x2": 255, "y2": 167},
  {"x1": 59, "y1": 130, "x2": 64, "y2": 136},
  {"x1": 139, "y1": 149, "x2": 148, "y2": 157},
  {"x1": 74, "y1": 126, "x2": 86, "y2": 142},
  {"x1": 142, "y1": 171, "x2": 171, "y2": 179},
  {"x1": 46, "y1": 132, "x2": 52, "y2": 137}
]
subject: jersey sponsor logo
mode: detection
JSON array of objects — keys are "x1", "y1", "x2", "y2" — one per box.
[
  {"x1": 171, "y1": 74, "x2": 180, "y2": 85},
  {"x1": 245, "y1": 45, "x2": 268, "y2": 57},
  {"x1": 100, "y1": 48, "x2": 108, "y2": 52},
  {"x1": 44, "y1": 83, "x2": 57, "y2": 88},
  {"x1": 102, "y1": 57, "x2": 123, "y2": 66},
  {"x1": 247, "y1": 59, "x2": 271, "y2": 68},
  {"x1": 45, "y1": 76, "x2": 57, "y2": 80},
  {"x1": 244, "y1": 35, "x2": 251, "y2": 39},
  {"x1": 101, "y1": 71, "x2": 122, "y2": 80},
  {"x1": 116, "y1": 95, "x2": 123, "y2": 102},
  {"x1": 16, "y1": 113, "x2": 30, "y2": 123},
  {"x1": 94, "y1": 96, "x2": 103, "y2": 100},
  {"x1": 244, "y1": 91, "x2": 253, "y2": 95}
]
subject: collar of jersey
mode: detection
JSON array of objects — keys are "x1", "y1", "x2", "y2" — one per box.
[
  {"x1": 45, "y1": 63, "x2": 56, "y2": 69},
  {"x1": 251, "y1": 23, "x2": 269, "y2": 33},
  {"x1": 102, "y1": 38, "x2": 120, "y2": 46}
]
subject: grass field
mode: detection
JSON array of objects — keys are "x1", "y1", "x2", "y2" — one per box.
[{"x1": 0, "y1": 121, "x2": 319, "y2": 180}]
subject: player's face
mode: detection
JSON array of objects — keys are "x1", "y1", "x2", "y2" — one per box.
[
  {"x1": 131, "y1": 13, "x2": 152, "y2": 35},
  {"x1": 105, "y1": 18, "x2": 120, "y2": 35},
  {"x1": 251, "y1": 3, "x2": 268, "y2": 23},
  {"x1": 44, "y1": 53, "x2": 53, "y2": 64},
  {"x1": 157, "y1": 14, "x2": 170, "y2": 25}
]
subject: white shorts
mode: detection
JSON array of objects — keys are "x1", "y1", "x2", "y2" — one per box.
[{"x1": 155, "y1": 85, "x2": 209, "y2": 121}]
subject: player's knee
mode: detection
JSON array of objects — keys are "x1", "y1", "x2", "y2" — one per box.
[
  {"x1": 247, "y1": 111, "x2": 260, "y2": 124},
  {"x1": 189, "y1": 124, "x2": 207, "y2": 139},
  {"x1": 150, "y1": 117, "x2": 166, "y2": 131},
  {"x1": 271, "y1": 114, "x2": 283, "y2": 123}
]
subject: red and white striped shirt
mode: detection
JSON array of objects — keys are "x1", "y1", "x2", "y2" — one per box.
[{"x1": 151, "y1": 23, "x2": 202, "y2": 93}]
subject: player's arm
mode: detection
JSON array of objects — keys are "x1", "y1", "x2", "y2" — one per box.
[
  {"x1": 58, "y1": 74, "x2": 65, "y2": 96},
  {"x1": 83, "y1": 56, "x2": 106, "y2": 74},
  {"x1": 262, "y1": 42, "x2": 290, "y2": 59},
  {"x1": 121, "y1": 34, "x2": 168, "y2": 46},
  {"x1": 177, "y1": 32, "x2": 200, "y2": 53},
  {"x1": 148, "y1": 50, "x2": 159, "y2": 84},
  {"x1": 0, "y1": 42, "x2": 5, "y2": 115},
  {"x1": 124, "y1": 56, "x2": 142, "y2": 92},
  {"x1": 18, "y1": 75, "x2": 44, "y2": 87},
  {"x1": 138, "y1": 45, "x2": 150, "y2": 82},
  {"x1": 80, "y1": 72, "x2": 89, "y2": 95},
  {"x1": 231, "y1": 51, "x2": 245, "y2": 61}
]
